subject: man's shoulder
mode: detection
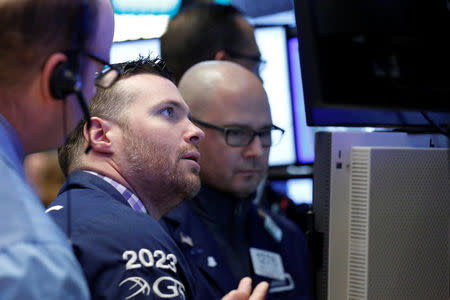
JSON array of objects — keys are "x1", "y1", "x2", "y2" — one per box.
[
  {"x1": 271, "y1": 210, "x2": 304, "y2": 235},
  {"x1": 0, "y1": 154, "x2": 27, "y2": 193},
  {"x1": 0, "y1": 158, "x2": 73, "y2": 248},
  {"x1": 252, "y1": 204, "x2": 302, "y2": 233},
  {"x1": 49, "y1": 171, "x2": 134, "y2": 221},
  {"x1": 0, "y1": 158, "x2": 90, "y2": 298},
  {"x1": 0, "y1": 241, "x2": 90, "y2": 299},
  {"x1": 49, "y1": 176, "x2": 170, "y2": 247},
  {"x1": 48, "y1": 176, "x2": 196, "y2": 299}
]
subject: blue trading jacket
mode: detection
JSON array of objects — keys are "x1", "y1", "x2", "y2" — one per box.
[
  {"x1": 47, "y1": 171, "x2": 205, "y2": 300},
  {"x1": 160, "y1": 195, "x2": 310, "y2": 300}
]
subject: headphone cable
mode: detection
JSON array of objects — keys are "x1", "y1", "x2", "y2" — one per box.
[{"x1": 64, "y1": 91, "x2": 92, "y2": 241}]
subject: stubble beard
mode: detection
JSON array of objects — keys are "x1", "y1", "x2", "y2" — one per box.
[{"x1": 122, "y1": 130, "x2": 201, "y2": 204}]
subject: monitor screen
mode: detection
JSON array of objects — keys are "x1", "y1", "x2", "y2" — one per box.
[
  {"x1": 287, "y1": 36, "x2": 381, "y2": 164},
  {"x1": 293, "y1": 0, "x2": 450, "y2": 128},
  {"x1": 255, "y1": 26, "x2": 297, "y2": 166},
  {"x1": 288, "y1": 36, "x2": 315, "y2": 164}
]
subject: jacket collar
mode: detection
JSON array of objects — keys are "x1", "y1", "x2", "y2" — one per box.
[{"x1": 59, "y1": 170, "x2": 132, "y2": 209}]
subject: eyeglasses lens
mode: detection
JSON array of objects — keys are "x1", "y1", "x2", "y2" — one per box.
[
  {"x1": 95, "y1": 67, "x2": 120, "y2": 88},
  {"x1": 226, "y1": 128, "x2": 283, "y2": 147}
]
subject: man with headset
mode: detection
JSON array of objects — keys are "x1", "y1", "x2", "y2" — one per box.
[{"x1": 0, "y1": 0, "x2": 115, "y2": 298}]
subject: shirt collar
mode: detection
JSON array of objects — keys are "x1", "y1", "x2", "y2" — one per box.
[{"x1": 85, "y1": 171, "x2": 147, "y2": 214}]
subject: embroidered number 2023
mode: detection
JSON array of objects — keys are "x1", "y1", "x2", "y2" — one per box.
[{"x1": 123, "y1": 249, "x2": 177, "y2": 273}]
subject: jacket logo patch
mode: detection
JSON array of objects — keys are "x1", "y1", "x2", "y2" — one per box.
[
  {"x1": 153, "y1": 276, "x2": 186, "y2": 299},
  {"x1": 180, "y1": 232, "x2": 194, "y2": 247},
  {"x1": 123, "y1": 249, "x2": 178, "y2": 273},
  {"x1": 119, "y1": 276, "x2": 151, "y2": 299}
]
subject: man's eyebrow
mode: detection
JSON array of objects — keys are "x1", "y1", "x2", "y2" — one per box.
[{"x1": 159, "y1": 99, "x2": 189, "y2": 111}]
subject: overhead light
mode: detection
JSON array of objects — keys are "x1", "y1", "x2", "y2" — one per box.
[
  {"x1": 113, "y1": 14, "x2": 170, "y2": 42},
  {"x1": 112, "y1": 0, "x2": 182, "y2": 16}
]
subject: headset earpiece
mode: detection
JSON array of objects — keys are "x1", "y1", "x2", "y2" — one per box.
[
  {"x1": 50, "y1": 61, "x2": 82, "y2": 100},
  {"x1": 50, "y1": 0, "x2": 88, "y2": 101}
]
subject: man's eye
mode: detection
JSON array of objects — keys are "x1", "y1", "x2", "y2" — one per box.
[
  {"x1": 228, "y1": 129, "x2": 248, "y2": 137},
  {"x1": 260, "y1": 130, "x2": 271, "y2": 138},
  {"x1": 161, "y1": 107, "x2": 174, "y2": 117}
]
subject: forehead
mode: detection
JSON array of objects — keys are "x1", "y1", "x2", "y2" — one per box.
[
  {"x1": 122, "y1": 73, "x2": 187, "y2": 109},
  {"x1": 208, "y1": 84, "x2": 271, "y2": 127}
]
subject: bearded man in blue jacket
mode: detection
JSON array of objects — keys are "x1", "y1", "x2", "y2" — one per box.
[{"x1": 47, "y1": 56, "x2": 268, "y2": 300}]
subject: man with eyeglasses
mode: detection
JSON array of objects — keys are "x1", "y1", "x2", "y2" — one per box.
[
  {"x1": 161, "y1": 3, "x2": 264, "y2": 84},
  {"x1": 0, "y1": 0, "x2": 114, "y2": 298},
  {"x1": 160, "y1": 61, "x2": 309, "y2": 300}
]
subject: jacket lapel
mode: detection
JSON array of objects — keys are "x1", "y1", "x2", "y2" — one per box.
[
  {"x1": 248, "y1": 206, "x2": 286, "y2": 285},
  {"x1": 164, "y1": 202, "x2": 237, "y2": 295}
]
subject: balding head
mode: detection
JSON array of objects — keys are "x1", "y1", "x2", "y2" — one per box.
[
  {"x1": 178, "y1": 61, "x2": 269, "y2": 122},
  {"x1": 178, "y1": 61, "x2": 272, "y2": 198}
]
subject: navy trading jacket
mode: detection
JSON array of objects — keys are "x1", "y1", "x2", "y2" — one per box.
[
  {"x1": 47, "y1": 171, "x2": 207, "y2": 300},
  {"x1": 160, "y1": 186, "x2": 310, "y2": 300}
]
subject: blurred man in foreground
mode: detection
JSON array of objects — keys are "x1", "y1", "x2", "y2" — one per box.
[{"x1": 0, "y1": 0, "x2": 115, "y2": 298}]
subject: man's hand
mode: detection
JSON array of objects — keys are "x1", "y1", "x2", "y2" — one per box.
[{"x1": 222, "y1": 277, "x2": 269, "y2": 300}]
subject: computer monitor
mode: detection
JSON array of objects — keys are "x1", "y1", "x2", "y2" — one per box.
[
  {"x1": 287, "y1": 35, "x2": 381, "y2": 164},
  {"x1": 293, "y1": 0, "x2": 450, "y2": 128}
]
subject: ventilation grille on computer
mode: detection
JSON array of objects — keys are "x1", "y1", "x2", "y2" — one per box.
[
  {"x1": 347, "y1": 148, "x2": 370, "y2": 300},
  {"x1": 346, "y1": 146, "x2": 449, "y2": 300}
]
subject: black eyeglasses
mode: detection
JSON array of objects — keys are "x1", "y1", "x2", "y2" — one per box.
[
  {"x1": 62, "y1": 50, "x2": 123, "y2": 89},
  {"x1": 192, "y1": 118, "x2": 285, "y2": 147},
  {"x1": 82, "y1": 53, "x2": 123, "y2": 88},
  {"x1": 225, "y1": 49, "x2": 267, "y2": 74}
]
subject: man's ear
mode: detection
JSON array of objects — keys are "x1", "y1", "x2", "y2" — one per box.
[
  {"x1": 84, "y1": 117, "x2": 116, "y2": 154},
  {"x1": 40, "y1": 52, "x2": 69, "y2": 101},
  {"x1": 214, "y1": 50, "x2": 228, "y2": 61}
]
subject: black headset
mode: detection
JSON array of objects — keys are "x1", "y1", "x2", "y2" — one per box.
[
  {"x1": 49, "y1": 0, "x2": 93, "y2": 239},
  {"x1": 50, "y1": 57, "x2": 82, "y2": 99},
  {"x1": 49, "y1": 0, "x2": 90, "y2": 100}
]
